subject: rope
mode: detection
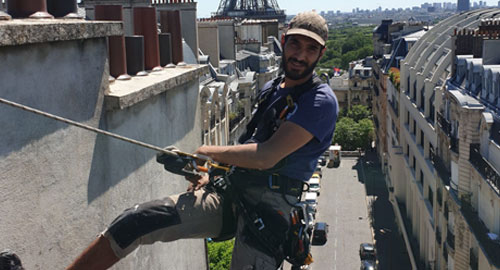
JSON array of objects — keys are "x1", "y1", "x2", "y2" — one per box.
[{"x1": 0, "y1": 97, "x2": 186, "y2": 158}]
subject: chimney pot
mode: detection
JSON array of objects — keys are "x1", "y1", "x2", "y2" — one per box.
[{"x1": 7, "y1": 0, "x2": 53, "y2": 19}]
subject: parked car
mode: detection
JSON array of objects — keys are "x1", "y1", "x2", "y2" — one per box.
[
  {"x1": 304, "y1": 192, "x2": 318, "y2": 216},
  {"x1": 359, "y1": 243, "x2": 376, "y2": 260},
  {"x1": 318, "y1": 157, "x2": 326, "y2": 166},
  {"x1": 311, "y1": 222, "x2": 328, "y2": 245},
  {"x1": 360, "y1": 260, "x2": 376, "y2": 270},
  {"x1": 308, "y1": 177, "x2": 321, "y2": 196}
]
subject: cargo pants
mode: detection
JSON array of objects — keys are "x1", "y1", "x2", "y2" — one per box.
[{"x1": 102, "y1": 182, "x2": 300, "y2": 270}]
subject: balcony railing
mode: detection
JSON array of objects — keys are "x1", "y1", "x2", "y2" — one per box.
[
  {"x1": 447, "y1": 230, "x2": 455, "y2": 250},
  {"x1": 389, "y1": 100, "x2": 398, "y2": 115},
  {"x1": 373, "y1": 84, "x2": 380, "y2": 96},
  {"x1": 436, "y1": 228, "x2": 442, "y2": 245},
  {"x1": 461, "y1": 200, "x2": 500, "y2": 267},
  {"x1": 469, "y1": 144, "x2": 500, "y2": 194},
  {"x1": 431, "y1": 151, "x2": 451, "y2": 186},
  {"x1": 470, "y1": 249, "x2": 479, "y2": 270},
  {"x1": 450, "y1": 137, "x2": 459, "y2": 154},
  {"x1": 437, "y1": 112, "x2": 451, "y2": 137},
  {"x1": 399, "y1": 202, "x2": 421, "y2": 264}
]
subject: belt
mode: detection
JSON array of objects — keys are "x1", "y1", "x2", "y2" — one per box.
[
  {"x1": 268, "y1": 174, "x2": 304, "y2": 198},
  {"x1": 231, "y1": 169, "x2": 304, "y2": 197}
]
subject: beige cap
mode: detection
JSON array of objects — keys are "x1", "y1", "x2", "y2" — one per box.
[{"x1": 286, "y1": 11, "x2": 328, "y2": 46}]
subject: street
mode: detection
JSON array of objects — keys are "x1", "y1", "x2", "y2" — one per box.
[{"x1": 310, "y1": 156, "x2": 373, "y2": 270}]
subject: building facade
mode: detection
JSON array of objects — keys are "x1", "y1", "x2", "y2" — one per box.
[{"x1": 373, "y1": 9, "x2": 500, "y2": 270}]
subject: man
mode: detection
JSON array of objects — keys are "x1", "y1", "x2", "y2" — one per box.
[{"x1": 66, "y1": 11, "x2": 338, "y2": 270}]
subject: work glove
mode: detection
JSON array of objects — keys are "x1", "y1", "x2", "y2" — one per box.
[{"x1": 156, "y1": 146, "x2": 198, "y2": 177}]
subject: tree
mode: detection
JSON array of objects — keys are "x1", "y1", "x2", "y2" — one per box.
[
  {"x1": 347, "y1": 105, "x2": 371, "y2": 122},
  {"x1": 333, "y1": 117, "x2": 359, "y2": 151},
  {"x1": 333, "y1": 105, "x2": 374, "y2": 150},
  {"x1": 358, "y1": 118, "x2": 375, "y2": 149},
  {"x1": 208, "y1": 239, "x2": 234, "y2": 270}
]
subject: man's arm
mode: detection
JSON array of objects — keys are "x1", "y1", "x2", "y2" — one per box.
[{"x1": 195, "y1": 121, "x2": 313, "y2": 170}]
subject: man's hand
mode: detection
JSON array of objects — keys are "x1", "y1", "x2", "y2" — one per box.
[{"x1": 185, "y1": 174, "x2": 210, "y2": 192}]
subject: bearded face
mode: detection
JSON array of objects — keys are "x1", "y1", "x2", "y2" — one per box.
[{"x1": 282, "y1": 35, "x2": 324, "y2": 81}]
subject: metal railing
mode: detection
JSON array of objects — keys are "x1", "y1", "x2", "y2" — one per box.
[
  {"x1": 450, "y1": 137, "x2": 459, "y2": 154},
  {"x1": 461, "y1": 200, "x2": 500, "y2": 267},
  {"x1": 447, "y1": 230, "x2": 455, "y2": 250},
  {"x1": 436, "y1": 228, "x2": 442, "y2": 245},
  {"x1": 469, "y1": 143, "x2": 500, "y2": 194},
  {"x1": 470, "y1": 249, "x2": 479, "y2": 270},
  {"x1": 151, "y1": 0, "x2": 195, "y2": 4},
  {"x1": 437, "y1": 112, "x2": 451, "y2": 137},
  {"x1": 431, "y1": 151, "x2": 451, "y2": 186}
]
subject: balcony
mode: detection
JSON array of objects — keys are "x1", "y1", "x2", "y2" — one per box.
[
  {"x1": 399, "y1": 202, "x2": 421, "y2": 265},
  {"x1": 436, "y1": 228, "x2": 442, "y2": 245},
  {"x1": 470, "y1": 249, "x2": 479, "y2": 270},
  {"x1": 389, "y1": 99, "x2": 398, "y2": 115},
  {"x1": 430, "y1": 151, "x2": 451, "y2": 186},
  {"x1": 469, "y1": 144, "x2": 500, "y2": 194},
  {"x1": 447, "y1": 230, "x2": 455, "y2": 251},
  {"x1": 229, "y1": 111, "x2": 246, "y2": 132},
  {"x1": 437, "y1": 112, "x2": 451, "y2": 137},
  {"x1": 461, "y1": 199, "x2": 500, "y2": 267},
  {"x1": 450, "y1": 137, "x2": 459, "y2": 154},
  {"x1": 373, "y1": 84, "x2": 380, "y2": 96}
]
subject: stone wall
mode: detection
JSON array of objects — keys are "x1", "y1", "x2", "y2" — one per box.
[{"x1": 0, "y1": 19, "x2": 208, "y2": 269}]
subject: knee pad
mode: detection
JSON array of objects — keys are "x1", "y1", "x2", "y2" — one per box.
[{"x1": 107, "y1": 197, "x2": 181, "y2": 249}]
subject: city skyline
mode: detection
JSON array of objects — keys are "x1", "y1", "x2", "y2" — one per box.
[{"x1": 197, "y1": 0, "x2": 498, "y2": 17}]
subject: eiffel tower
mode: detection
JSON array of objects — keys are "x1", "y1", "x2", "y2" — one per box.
[{"x1": 214, "y1": 0, "x2": 286, "y2": 22}]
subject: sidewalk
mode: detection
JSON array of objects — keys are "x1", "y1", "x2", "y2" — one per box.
[{"x1": 358, "y1": 151, "x2": 411, "y2": 270}]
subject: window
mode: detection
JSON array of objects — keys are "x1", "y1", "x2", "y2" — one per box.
[
  {"x1": 412, "y1": 81, "x2": 417, "y2": 101},
  {"x1": 420, "y1": 130, "x2": 424, "y2": 147},
  {"x1": 429, "y1": 91, "x2": 435, "y2": 123},
  {"x1": 413, "y1": 120, "x2": 417, "y2": 135},
  {"x1": 428, "y1": 186, "x2": 434, "y2": 208},
  {"x1": 419, "y1": 169, "x2": 424, "y2": 184},
  {"x1": 407, "y1": 76, "x2": 410, "y2": 94},
  {"x1": 407, "y1": 111, "x2": 410, "y2": 125},
  {"x1": 420, "y1": 87, "x2": 425, "y2": 112}
]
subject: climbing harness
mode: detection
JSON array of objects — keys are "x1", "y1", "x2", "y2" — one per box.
[
  {"x1": 238, "y1": 74, "x2": 323, "y2": 144},
  {"x1": 0, "y1": 73, "x2": 327, "y2": 268}
]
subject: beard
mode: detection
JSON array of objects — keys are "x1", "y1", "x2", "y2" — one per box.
[{"x1": 282, "y1": 55, "x2": 320, "y2": 81}]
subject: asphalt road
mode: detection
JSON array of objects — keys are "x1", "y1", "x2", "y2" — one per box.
[{"x1": 309, "y1": 157, "x2": 374, "y2": 270}]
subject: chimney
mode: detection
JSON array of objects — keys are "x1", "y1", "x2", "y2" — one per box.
[
  {"x1": 95, "y1": 5, "x2": 131, "y2": 80},
  {"x1": 160, "y1": 10, "x2": 184, "y2": 65},
  {"x1": 6, "y1": 0, "x2": 53, "y2": 19},
  {"x1": 134, "y1": 7, "x2": 162, "y2": 71},
  {"x1": 47, "y1": 0, "x2": 81, "y2": 18},
  {"x1": 125, "y1": 36, "x2": 148, "y2": 76},
  {"x1": 159, "y1": 33, "x2": 173, "y2": 67},
  {"x1": 454, "y1": 28, "x2": 474, "y2": 55}
]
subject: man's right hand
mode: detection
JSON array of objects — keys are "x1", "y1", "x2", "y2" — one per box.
[{"x1": 185, "y1": 174, "x2": 210, "y2": 192}]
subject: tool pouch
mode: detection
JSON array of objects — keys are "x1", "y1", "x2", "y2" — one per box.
[{"x1": 285, "y1": 207, "x2": 314, "y2": 267}]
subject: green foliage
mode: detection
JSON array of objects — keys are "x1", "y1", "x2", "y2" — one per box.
[
  {"x1": 318, "y1": 25, "x2": 374, "y2": 71},
  {"x1": 347, "y1": 105, "x2": 371, "y2": 122},
  {"x1": 207, "y1": 239, "x2": 234, "y2": 270},
  {"x1": 333, "y1": 105, "x2": 374, "y2": 151}
]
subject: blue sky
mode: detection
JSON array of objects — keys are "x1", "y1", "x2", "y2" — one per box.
[{"x1": 196, "y1": 0, "x2": 498, "y2": 18}]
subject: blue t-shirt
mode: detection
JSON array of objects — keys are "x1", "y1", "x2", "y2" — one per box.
[{"x1": 253, "y1": 80, "x2": 339, "y2": 181}]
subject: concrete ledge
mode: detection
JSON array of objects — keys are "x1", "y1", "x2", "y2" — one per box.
[
  {"x1": 0, "y1": 19, "x2": 122, "y2": 47},
  {"x1": 106, "y1": 64, "x2": 209, "y2": 110}
]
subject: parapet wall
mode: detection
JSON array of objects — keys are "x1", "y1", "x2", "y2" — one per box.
[{"x1": 0, "y1": 18, "x2": 208, "y2": 269}]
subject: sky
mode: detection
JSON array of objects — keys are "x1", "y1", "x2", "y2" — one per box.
[{"x1": 196, "y1": 0, "x2": 498, "y2": 18}]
